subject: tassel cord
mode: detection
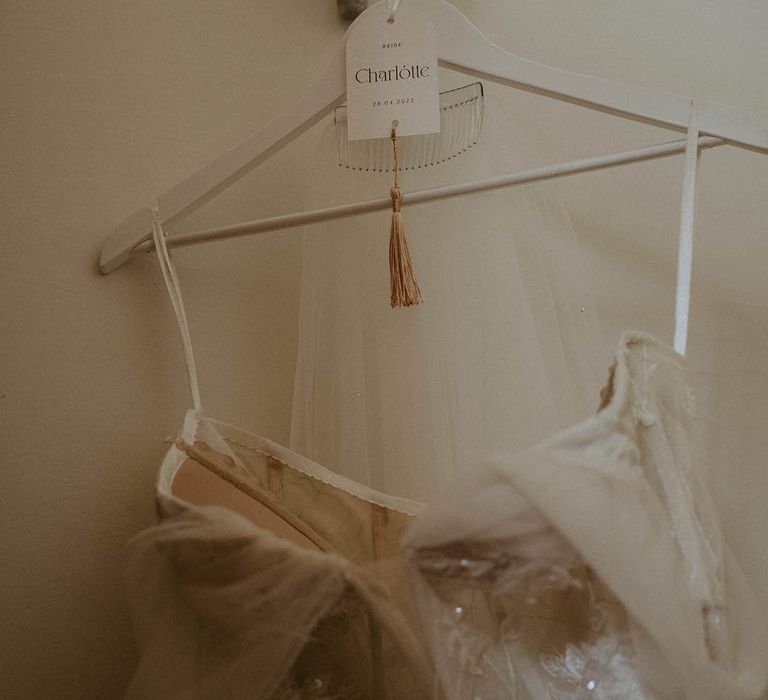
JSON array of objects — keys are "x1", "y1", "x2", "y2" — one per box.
[{"x1": 388, "y1": 121, "x2": 423, "y2": 308}]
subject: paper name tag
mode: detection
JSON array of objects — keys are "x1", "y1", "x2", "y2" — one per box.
[{"x1": 345, "y1": 3, "x2": 440, "y2": 141}]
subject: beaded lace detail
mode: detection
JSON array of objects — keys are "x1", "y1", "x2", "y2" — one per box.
[{"x1": 540, "y1": 632, "x2": 645, "y2": 700}]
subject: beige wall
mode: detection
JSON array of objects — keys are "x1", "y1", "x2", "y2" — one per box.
[{"x1": 2, "y1": 1, "x2": 768, "y2": 697}]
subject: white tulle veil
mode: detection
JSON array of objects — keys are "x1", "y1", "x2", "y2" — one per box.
[{"x1": 289, "y1": 73, "x2": 604, "y2": 500}]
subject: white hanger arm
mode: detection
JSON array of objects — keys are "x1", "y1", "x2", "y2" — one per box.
[
  {"x1": 100, "y1": 0, "x2": 768, "y2": 274},
  {"x1": 99, "y1": 51, "x2": 346, "y2": 274},
  {"x1": 433, "y1": 0, "x2": 768, "y2": 153}
]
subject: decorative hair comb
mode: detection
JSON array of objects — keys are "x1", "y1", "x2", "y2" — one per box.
[{"x1": 334, "y1": 81, "x2": 484, "y2": 172}]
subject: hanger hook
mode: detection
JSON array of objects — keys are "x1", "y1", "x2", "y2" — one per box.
[{"x1": 387, "y1": 0, "x2": 401, "y2": 23}]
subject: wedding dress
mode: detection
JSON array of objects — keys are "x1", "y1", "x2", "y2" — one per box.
[
  {"x1": 123, "y1": 330, "x2": 767, "y2": 699},
  {"x1": 122, "y1": 109, "x2": 767, "y2": 698}
]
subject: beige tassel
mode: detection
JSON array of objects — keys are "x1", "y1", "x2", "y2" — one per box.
[{"x1": 388, "y1": 121, "x2": 423, "y2": 308}]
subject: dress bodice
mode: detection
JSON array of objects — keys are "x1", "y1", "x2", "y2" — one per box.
[{"x1": 122, "y1": 332, "x2": 767, "y2": 699}]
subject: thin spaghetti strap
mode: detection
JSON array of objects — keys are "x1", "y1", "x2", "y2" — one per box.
[
  {"x1": 149, "y1": 205, "x2": 203, "y2": 411},
  {"x1": 673, "y1": 100, "x2": 701, "y2": 356}
]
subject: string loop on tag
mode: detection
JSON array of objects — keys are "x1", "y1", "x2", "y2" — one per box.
[
  {"x1": 387, "y1": 0, "x2": 401, "y2": 23},
  {"x1": 388, "y1": 120, "x2": 423, "y2": 308}
]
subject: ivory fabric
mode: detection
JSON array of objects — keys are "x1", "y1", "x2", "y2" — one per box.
[{"x1": 123, "y1": 331, "x2": 767, "y2": 699}]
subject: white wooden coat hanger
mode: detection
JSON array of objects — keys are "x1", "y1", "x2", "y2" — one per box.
[
  {"x1": 99, "y1": 0, "x2": 768, "y2": 275},
  {"x1": 100, "y1": 0, "x2": 767, "y2": 358}
]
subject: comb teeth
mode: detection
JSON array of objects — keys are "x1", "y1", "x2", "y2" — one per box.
[{"x1": 334, "y1": 82, "x2": 484, "y2": 172}]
